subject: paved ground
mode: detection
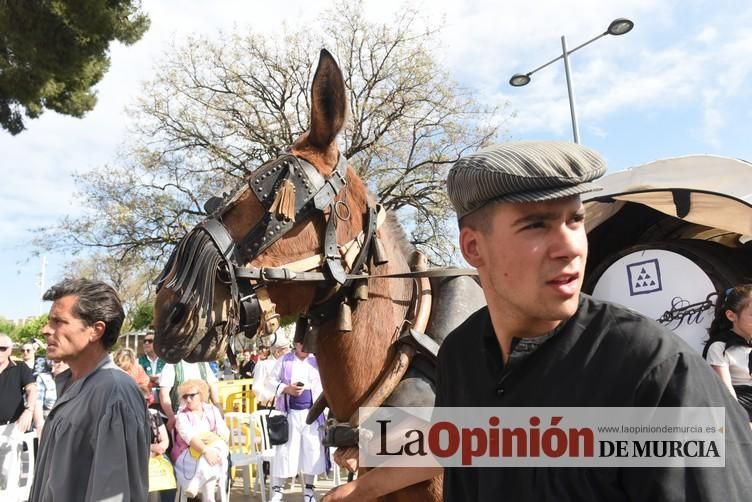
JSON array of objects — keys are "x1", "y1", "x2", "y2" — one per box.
[{"x1": 228, "y1": 469, "x2": 345, "y2": 501}]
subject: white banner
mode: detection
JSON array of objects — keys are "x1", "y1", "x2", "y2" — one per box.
[{"x1": 358, "y1": 407, "x2": 726, "y2": 467}]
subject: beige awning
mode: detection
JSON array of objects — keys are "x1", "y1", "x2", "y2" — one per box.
[{"x1": 584, "y1": 155, "x2": 752, "y2": 236}]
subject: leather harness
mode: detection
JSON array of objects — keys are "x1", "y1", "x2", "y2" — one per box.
[
  {"x1": 155, "y1": 151, "x2": 385, "y2": 345},
  {"x1": 156, "y1": 149, "x2": 478, "y2": 448}
]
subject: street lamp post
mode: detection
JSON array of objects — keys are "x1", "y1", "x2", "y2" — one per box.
[{"x1": 509, "y1": 18, "x2": 634, "y2": 144}]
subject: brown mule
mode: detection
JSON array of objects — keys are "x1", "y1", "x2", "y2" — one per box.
[{"x1": 153, "y1": 49, "x2": 442, "y2": 502}]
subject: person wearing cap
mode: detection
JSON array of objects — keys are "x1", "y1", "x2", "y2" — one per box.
[{"x1": 323, "y1": 141, "x2": 752, "y2": 501}]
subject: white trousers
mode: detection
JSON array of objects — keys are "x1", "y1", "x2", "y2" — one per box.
[
  {"x1": 174, "y1": 443, "x2": 229, "y2": 502},
  {"x1": 271, "y1": 409, "x2": 325, "y2": 478}
]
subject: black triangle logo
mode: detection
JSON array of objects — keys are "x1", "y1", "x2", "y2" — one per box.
[
  {"x1": 650, "y1": 280, "x2": 656, "y2": 286},
  {"x1": 641, "y1": 268, "x2": 647, "y2": 274}
]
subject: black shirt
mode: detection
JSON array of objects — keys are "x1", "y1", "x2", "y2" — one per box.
[
  {"x1": 436, "y1": 294, "x2": 752, "y2": 502},
  {"x1": 0, "y1": 359, "x2": 35, "y2": 422}
]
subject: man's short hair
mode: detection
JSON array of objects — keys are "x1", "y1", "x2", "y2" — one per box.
[
  {"x1": 43, "y1": 278, "x2": 124, "y2": 349},
  {"x1": 447, "y1": 141, "x2": 606, "y2": 223}
]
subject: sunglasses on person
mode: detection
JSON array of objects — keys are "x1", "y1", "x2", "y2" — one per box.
[
  {"x1": 22, "y1": 349, "x2": 34, "y2": 353},
  {"x1": 0, "y1": 346, "x2": 9, "y2": 352},
  {"x1": 181, "y1": 392, "x2": 200, "y2": 401},
  {"x1": 143, "y1": 339, "x2": 154, "y2": 344}
]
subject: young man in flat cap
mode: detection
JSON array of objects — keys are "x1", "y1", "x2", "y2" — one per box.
[{"x1": 324, "y1": 141, "x2": 752, "y2": 501}]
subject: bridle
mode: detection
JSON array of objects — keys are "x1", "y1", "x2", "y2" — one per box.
[
  {"x1": 155, "y1": 149, "x2": 384, "y2": 350},
  {"x1": 156, "y1": 146, "x2": 480, "y2": 450}
]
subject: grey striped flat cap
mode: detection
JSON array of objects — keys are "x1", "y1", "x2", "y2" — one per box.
[{"x1": 447, "y1": 141, "x2": 606, "y2": 219}]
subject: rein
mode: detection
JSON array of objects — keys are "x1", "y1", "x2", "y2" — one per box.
[{"x1": 233, "y1": 266, "x2": 479, "y2": 283}]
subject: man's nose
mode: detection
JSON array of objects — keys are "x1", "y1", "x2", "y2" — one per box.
[
  {"x1": 41, "y1": 324, "x2": 52, "y2": 337},
  {"x1": 550, "y1": 225, "x2": 586, "y2": 259}
]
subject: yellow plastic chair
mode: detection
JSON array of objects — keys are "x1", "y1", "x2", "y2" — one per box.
[
  {"x1": 224, "y1": 390, "x2": 257, "y2": 414},
  {"x1": 226, "y1": 412, "x2": 264, "y2": 499}
]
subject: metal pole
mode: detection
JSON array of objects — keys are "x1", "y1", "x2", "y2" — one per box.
[
  {"x1": 38, "y1": 255, "x2": 47, "y2": 314},
  {"x1": 561, "y1": 35, "x2": 580, "y2": 143}
]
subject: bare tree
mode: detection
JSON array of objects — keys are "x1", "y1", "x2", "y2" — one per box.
[
  {"x1": 38, "y1": 0, "x2": 505, "y2": 267},
  {"x1": 64, "y1": 253, "x2": 155, "y2": 329}
]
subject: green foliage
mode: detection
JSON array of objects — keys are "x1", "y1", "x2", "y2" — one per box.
[
  {"x1": 0, "y1": 316, "x2": 15, "y2": 336},
  {"x1": 0, "y1": 0, "x2": 149, "y2": 134},
  {"x1": 129, "y1": 300, "x2": 153, "y2": 331},
  {"x1": 4, "y1": 314, "x2": 49, "y2": 343}
]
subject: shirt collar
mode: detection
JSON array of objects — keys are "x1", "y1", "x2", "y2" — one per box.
[
  {"x1": 54, "y1": 354, "x2": 113, "y2": 405},
  {"x1": 482, "y1": 295, "x2": 585, "y2": 372},
  {"x1": 0, "y1": 358, "x2": 16, "y2": 373}
]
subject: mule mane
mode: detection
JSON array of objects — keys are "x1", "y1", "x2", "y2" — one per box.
[{"x1": 383, "y1": 210, "x2": 415, "y2": 262}]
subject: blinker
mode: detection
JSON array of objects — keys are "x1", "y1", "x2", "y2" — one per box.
[{"x1": 239, "y1": 295, "x2": 261, "y2": 338}]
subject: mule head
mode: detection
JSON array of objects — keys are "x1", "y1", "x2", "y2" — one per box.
[{"x1": 153, "y1": 49, "x2": 369, "y2": 363}]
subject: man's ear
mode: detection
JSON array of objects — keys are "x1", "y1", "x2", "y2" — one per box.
[
  {"x1": 89, "y1": 320, "x2": 106, "y2": 343},
  {"x1": 460, "y1": 226, "x2": 485, "y2": 268}
]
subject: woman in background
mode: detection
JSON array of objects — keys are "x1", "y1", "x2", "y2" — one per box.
[
  {"x1": 113, "y1": 347, "x2": 152, "y2": 403},
  {"x1": 172, "y1": 378, "x2": 229, "y2": 502}
]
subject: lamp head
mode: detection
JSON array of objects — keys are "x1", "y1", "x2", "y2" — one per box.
[
  {"x1": 509, "y1": 73, "x2": 531, "y2": 87},
  {"x1": 607, "y1": 18, "x2": 634, "y2": 36}
]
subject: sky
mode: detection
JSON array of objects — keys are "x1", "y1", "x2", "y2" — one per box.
[{"x1": 2, "y1": 0, "x2": 751, "y2": 320}]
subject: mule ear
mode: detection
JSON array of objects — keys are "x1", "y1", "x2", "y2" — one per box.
[{"x1": 308, "y1": 48, "x2": 346, "y2": 148}]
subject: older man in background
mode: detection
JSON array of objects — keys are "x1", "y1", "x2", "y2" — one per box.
[
  {"x1": 0, "y1": 333, "x2": 36, "y2": 432},
  {"x1": 0, "y1": 332, "x2": 37, "y2": 492}
]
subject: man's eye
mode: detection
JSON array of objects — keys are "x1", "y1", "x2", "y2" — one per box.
[
  {"x1": 571, "y1": 213, "x2": 585, "y2": 224},
  {"x1": 523, "y1": 221, "x2": 546, "y2": 230}
]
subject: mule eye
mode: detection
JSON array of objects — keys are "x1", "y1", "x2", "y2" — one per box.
[{"x1": 217, "y1": 265, "x2": 231, "y2": 283}]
